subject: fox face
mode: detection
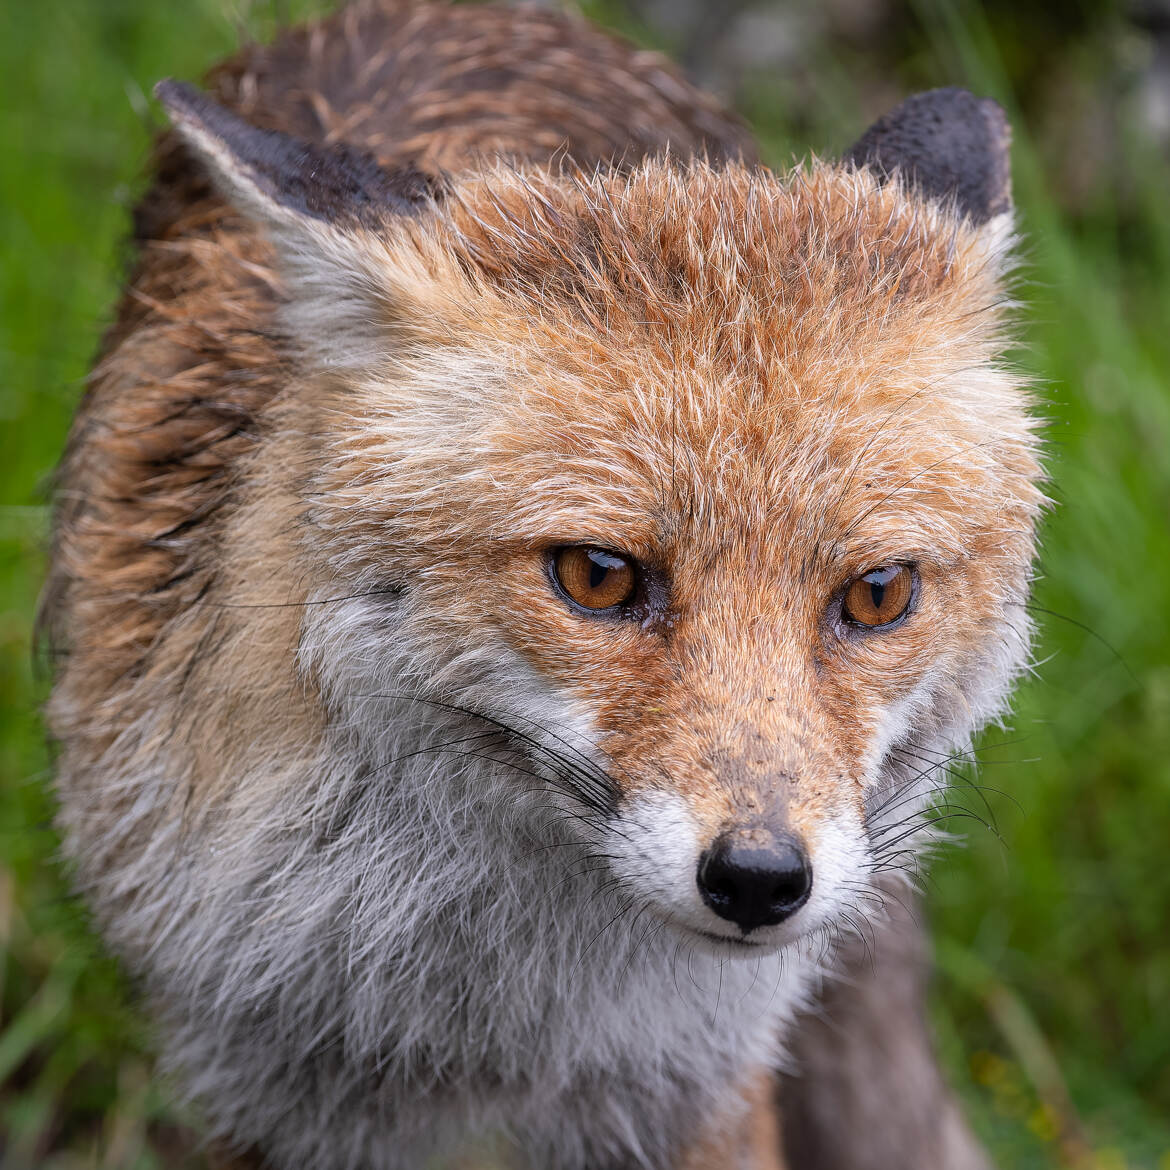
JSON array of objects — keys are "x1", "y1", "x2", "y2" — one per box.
[{"x1": 153, "y1": 82, "x2": 1042, "y2": 966}]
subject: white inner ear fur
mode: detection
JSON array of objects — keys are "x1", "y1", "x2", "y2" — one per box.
[{"x1": 167, "y1": 99, "x2": 443, "y2": 374}]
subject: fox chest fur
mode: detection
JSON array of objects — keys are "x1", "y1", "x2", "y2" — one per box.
[{"x1": 43, "y1": 3, "x2": 1041, "y2": 1168}]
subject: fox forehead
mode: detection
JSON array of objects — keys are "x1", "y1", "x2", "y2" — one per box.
[
  {"x1": 322, "y1": 159, "x2": 1036, "y2": 578},
  {"x1": 472, "y1": 347, "x2": 1026, "y2": 568}
]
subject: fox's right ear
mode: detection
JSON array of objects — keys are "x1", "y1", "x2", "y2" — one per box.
[
  {"x1": 845, "y1": 87, "x2": 1012, "y2": 226},
  {"x1": 155, "y1": 80, "x2": 444, "y2": 368}
]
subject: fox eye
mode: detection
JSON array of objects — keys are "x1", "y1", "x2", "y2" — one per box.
[
  {"x1": 842, "y1": 564, "x2": 916, "y2": 629},
  {"x1": 551, "y1": 546, "x2": 637, "y2": 612}
]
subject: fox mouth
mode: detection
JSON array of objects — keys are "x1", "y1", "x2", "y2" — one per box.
[
  {"x1": 695, "y1": 929, "x2": 770, "y2": 951},
  {"x1": 669, "y1": 919, "x2": 783, "y2": 956}
]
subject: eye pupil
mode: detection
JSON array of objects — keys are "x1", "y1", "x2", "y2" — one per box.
[
  {"x1": 842, "y1": 564, "x2": 915, "y2": 629},
  {"x1": 552, "y1": 546, "x2": 637, "y2": 612}
]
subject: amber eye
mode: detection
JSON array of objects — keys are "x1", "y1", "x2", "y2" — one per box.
[
  {"x1": 551, "y1": 546, "x2": 637, "y2": 612},
  {"x1": 842, "y1": 564, "x2": 916, "y2": 629}
]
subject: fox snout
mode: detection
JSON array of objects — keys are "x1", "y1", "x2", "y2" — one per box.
[
  {"x1": 601, "y1": 720, "x2": 865, "y2": 951},
  {"x1": 696, "y1": 826, "x2": 813, "y2": 933}
]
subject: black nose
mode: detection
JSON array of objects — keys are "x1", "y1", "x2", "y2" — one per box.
[{"x1": 697, "y1": 832, "x2": 813, "y2": 933}]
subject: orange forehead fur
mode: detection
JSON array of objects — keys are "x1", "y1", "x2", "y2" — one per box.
[
  {"x1": 297, "y1": 158, "x2": 1042, "y2": 829},
  {"x1": 329, "y1": 159, "x2": 1036, "y2": 550}
]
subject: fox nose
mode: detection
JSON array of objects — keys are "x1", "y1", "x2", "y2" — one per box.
[{"x1": 696, "y1": 831, "x2": 813, "y2": 933}]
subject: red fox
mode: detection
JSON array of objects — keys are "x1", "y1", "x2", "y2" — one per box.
[{"x1": 43, "y1": 2, "x2": 1040, "y2": 1167}]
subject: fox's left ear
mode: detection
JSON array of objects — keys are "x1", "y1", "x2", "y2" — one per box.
[
  {"x1": 845, "y1": 87, "x2": 1011, "y2": 225},
  {"x1": 155, "y1": 80, "x2": 445, "y2": 369}
]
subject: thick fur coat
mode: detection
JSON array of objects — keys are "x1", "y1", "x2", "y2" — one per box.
[{"x1": 44, "y1": 3, "x2": 1041, "y2": 1167}]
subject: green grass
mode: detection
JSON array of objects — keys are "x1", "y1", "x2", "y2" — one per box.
[{"x1": 2, "y1": 1, "x2": 1169, "y2": 1166}]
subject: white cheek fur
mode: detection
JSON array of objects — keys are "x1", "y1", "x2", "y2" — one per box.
[{"x1": 605, "y1": 790, "x2": 706, "y2": 926}]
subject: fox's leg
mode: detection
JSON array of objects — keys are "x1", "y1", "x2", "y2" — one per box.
[
  {"x1": 679, "y1": 1070, "x2": 787, "y2": 1170},
  {"x1": 776, "y1": 881, "x2": 991, "y2": 1170}
]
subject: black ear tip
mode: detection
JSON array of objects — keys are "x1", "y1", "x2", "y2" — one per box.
[
  {"x1": 149, "y1": 74, "x2": 440, "y2": 229},
  {"x1": 153, "y1": 79, "x2": 232, "y2": 143},
  {"x1": 154, "y1": 78, "x2": 199, "y2": 120},
  {"x1": 845, "y1": 86, "x2": 1013, "y2": 223}
]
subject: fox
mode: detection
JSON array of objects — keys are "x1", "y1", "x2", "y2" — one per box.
[{"x1": 42, "y1": 2, "x2": 1042, "y2": 1168}]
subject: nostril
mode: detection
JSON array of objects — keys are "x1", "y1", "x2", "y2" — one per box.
[
  {"x1": 697, "y1": 832, "x2": 813, "y2": 933},
  {"x1": 769, "y1": 858, "x2": 811, "y2": 912}
]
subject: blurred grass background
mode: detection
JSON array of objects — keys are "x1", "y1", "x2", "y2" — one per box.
[{"x1": 2, "y1": 0, "x2": 1169, "y2": 1166}]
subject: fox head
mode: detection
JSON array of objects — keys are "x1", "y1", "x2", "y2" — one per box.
[{"x1": 156, "y1": 81, "x2": 1041, "y2": 958}]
